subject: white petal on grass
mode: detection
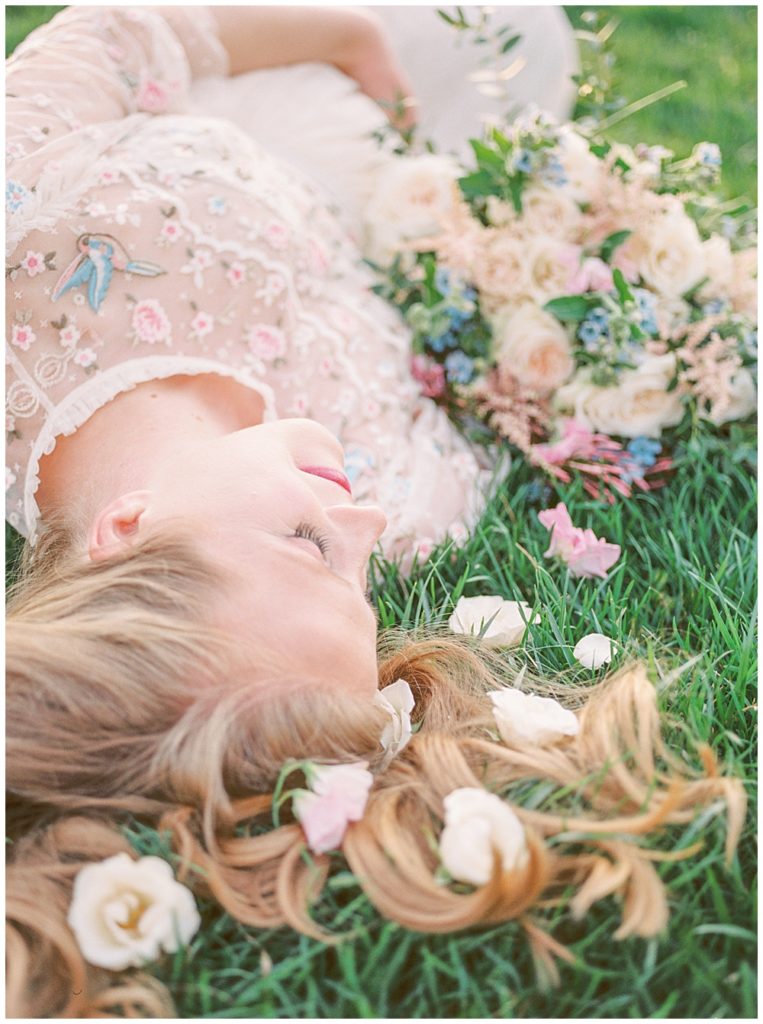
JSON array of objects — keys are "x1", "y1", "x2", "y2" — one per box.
[
  {"x1": 488, "y1": 687, "x2": 580, "y2": 746},
  {"x1": 573, "y1": 632, "x2": 615, "y2": 669},
  {"x1": 448, "y1": 595, "x2": 540, "y2": 648}
]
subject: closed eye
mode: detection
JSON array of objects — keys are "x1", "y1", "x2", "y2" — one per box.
[{"x1": 294, "y1": 521, "x2": 331, "y2": 557}]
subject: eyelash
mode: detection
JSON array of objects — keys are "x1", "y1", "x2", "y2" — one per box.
[{"x1": 294, "y1": 520, "x2": 331, "y2": 557}]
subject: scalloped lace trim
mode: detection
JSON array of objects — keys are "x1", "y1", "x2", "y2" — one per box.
[{"x1": 24, "y1": 356, "x2": 278, "y2": 542}]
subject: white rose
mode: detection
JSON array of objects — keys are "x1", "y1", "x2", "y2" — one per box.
[
  {"x1": 728, "y1": 248, "x2": 757, "y2": 319},
  {"x1": 492, "y1": 302, "x2": 575, "y2": 394},
  {"x1": 627, "y1": 208, "x2": 706, "y2": 299},
  {"x1": 485, "y1": 195, "x2": 515, "y2": 227},
  {"x1": 524, "y1": 236, "x2": 581, "y2": 304},
  {"x1": 697, "y1": 235, "x2": 734, "y2": 300},
  {"x1": 488, "y1": 687, "x2": 580, "y2": 746},
  {"x1": 67, "y1": 853, "x2": 200, "y2": 970},
  {"x1": 512, "y1": 183, "x2": 584, "y2": 241},
  {"x1": 363, "y1": 155, "x2": 461, "y2": 266},
  {"x1": 439, "y1": 787, "x2": 528, "y2": 886},
  {"x1": 555, "y1": 355, "x2": 685, "y2": 439},
  {"x1": 448, "y1": 594, "x2": 539, "y2": 648},
  {"x1": 706, "y1": 368, "x2": 757, "y2": 426},
  {"x1": 557, "y1": 127, "x2": 606, "y2": 204},
  {"x1": 374, "y1": 678, "x2": 415, "y2": 757},
  {"x1": 655, "y1": 295, "x2": 691, "y2": 336},
  {"x1": 573, "y1": 632, "x2": 615, "y2": 670}
]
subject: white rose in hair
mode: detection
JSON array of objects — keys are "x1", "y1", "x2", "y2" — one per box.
[
  {"x1": 489, "y1": 687, "x2": 580, "y2": 746},
  {"x1": 492, "y1": 302, "x2": 575, "y2": 394},
  {"x1": 555, "y1": 355, "x2": 684, "y2": 439},
  {"x1": 439, "y1": 787, "x2": 528, "y2": 886},
  {"x1": 374, "y1": 678, "x2": 415, "y2": 757},
  {"x1": 449, "y1": 594, "x2": 539, "y2": 648},
  {"x1": 363, "y1": 154, "x2": 461, "y2": 266},
  {"x1": 67, "y1": 853, "x2": 200, "y2": 970},
  {"x1": 627, "y1": 208, "x2": 706, "y2": 299}
]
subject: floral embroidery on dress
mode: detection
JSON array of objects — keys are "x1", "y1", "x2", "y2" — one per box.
[
  {"x1": 246, "y1": 324, "x2": 287, "y2": 362},
  {"x1": 130, "y1": 299, "x2": 173, "y2": 345},
  {"x1": 10, "y1": 323, "x2": 36, "y2": 351},
  {"x1": 52, "y1": 233, "x2": 166, "y2": 312},
  {"x1": 6, "y1": 181, "x2": 30, "y2": 213}
]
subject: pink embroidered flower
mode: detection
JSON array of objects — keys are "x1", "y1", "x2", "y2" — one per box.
[
  {"x1": 136, "y1": 77, "x2": 170, "y2": 114},
  {"x1": 73, "y1": 348, "x2": 97, "y2": 368},
  {"x1": 20, "y1": 251, "x2": 45, "y2": 277},
  {"x1": 181, "y1": 249, "x2": 215, "y2": 288},
  {"x1": 293, "y1": 762, "x2": 373, "y2": 854},
  {"x1": 411, "y1": 355, "x2": 446, "y2": 398},
  {"x1": 307, "y1": 237, "x2": 330, "y2": 275},
  {"x1": 190, "y1": 311, "x2": 214, "y2": 338},
  {"x1": 6, "y1": 141, "x2": 27, "y2": 161},
  {"x1": 288, "y1": 393, "x2": 310, "y2": 416},
  {"x1": 98, "y1": 168, "x2": 121, "y2": 186},
  {"x1": 6, "y1": 414, "x2": 16, "y2": 433},
  {"x1": 159, "y1": 220, "x2": 182, "y2": 243},
  {"x1": 85, "y1": 201, "x2": 108, "y2": 217},
  {"x1": 11, "y1": 324, "x2": 36, "y2": 351},
  {"x1": 132, "y1": 299, "x2": 172, "y2": 346},
  {"x1": 363, "y1": 398, "x2": 382, "y2": 419},
  {"x1": 59, "y1": 325, "x2": 81, "y2": 348},
  {"x1": 246, "y1": 324, "x2": 286, "y2": 362},
  {"x1": 538, "y1": 502, "x2": 621, "y2": 579},
  {"x1": 264, "y1": 220, "x2": 291, "y2": 250},
  {"x1": 225, "y1": 261, "x2": 246, "y2": 287}
]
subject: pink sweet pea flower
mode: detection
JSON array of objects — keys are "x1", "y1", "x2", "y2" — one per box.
[
  {"x1": 532, "y1": 420, "x2": 600, "y2": 465},
  {"x1": 563, "y1": 255, "x2": 614, "y2": 295},
  {"x1": 411, "y1": 355, "x2": 446, "y2": 398},
  {"x1": 293, "y1": 762, "x2": 373, "y2": 854},
  {"x1": 538, "y1": 502, "x2": 620, "y2": 579}
]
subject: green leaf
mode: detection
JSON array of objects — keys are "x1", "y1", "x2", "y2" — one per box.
[
  {"x1": 543, "y1": 295, "x2": 590, "y2": 322},
  {"x1": 508, "y1": 176, "x2": 524, "y2": 214},
  {"x1": 468, "y1": 138, "x2": 505, "y2": 172},
  {"x1": 457, "y1": 169, "x2": 496, "y2": 200},
  {"x1": 600, "y1": 229, "x2": 632, "y2": 262},
  {"x1": 500, "y1": 33, "x2": 522, "y2": 54},
  {"x1": 612, "y1": 267, "x2": 634, "y2": 304}
]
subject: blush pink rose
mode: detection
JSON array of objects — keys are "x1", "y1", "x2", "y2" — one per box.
[
  {"x1": 293, "y1": 762, "x2": 373, "y2": 853},
  {"x1": 136, "y1": 77, "x2": 170, "y2": 114},
  {"x1": 132, "y1": 299, "x2": 172, "y2": 345},
  {"x1": 246, "y1": 324, "x2": 287, "y2": 361},
  {"x1": 567, "y1": 256, "x2": 614, "y2": 294},
  {"x1": 538, "y1": 502, "x2": 620, "y2": 579}
]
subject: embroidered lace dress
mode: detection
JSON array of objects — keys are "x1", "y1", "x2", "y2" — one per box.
[{"x1": 6, "y1": 6, "x2": 503, "y2": 569}]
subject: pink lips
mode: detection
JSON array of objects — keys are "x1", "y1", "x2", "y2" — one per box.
[{"x1": 299, "y1": 465, "x2": 352, "y2": 495}]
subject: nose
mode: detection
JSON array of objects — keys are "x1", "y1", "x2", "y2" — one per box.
[{"x1": 325, "y1": 503, "x2": 388, "y2": 587}]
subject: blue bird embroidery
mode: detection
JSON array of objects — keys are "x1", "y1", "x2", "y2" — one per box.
[{"x1": 52, "y1": 233, "x2": 166, "y2": 312}]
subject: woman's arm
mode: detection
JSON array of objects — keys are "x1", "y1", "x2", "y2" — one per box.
[{"x1": 208, "y1": 5, "x2": 417, "y2": 130}]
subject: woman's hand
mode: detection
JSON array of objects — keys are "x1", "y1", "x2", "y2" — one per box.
[{"x1": 209, "y1": 6, "x2": 418, "y2": 134}]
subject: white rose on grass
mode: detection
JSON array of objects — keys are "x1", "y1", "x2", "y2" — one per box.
[
  {"x1": 705, "y1": 368, "x2": 757, "y2": 426},
  {"x1": 492, "y1": 302, "x2": 575, "y2": 394},
  {"x1": 67, "y1": 853, "x2": 200, "y2": 970},
  {"x1": 555, "y1": 355, "x2": 685, "y2": 439},
  {"x1": 556, "y1": 127, "x2": 606, "y2": 204},
  {"x1": 439, "y1": 787, "x2": 528, "y2": 886},
  {"x1": 573, "y1": 632, "x2": 615, "y2": 670},
  {"x1": 627, "y1": 208, "x2": 706, "y2": 299},
  {"x1": 374, "y1": 678, "x2": 415, "y2": 757},
  {"x1": 449, "y1": 595, "x2": 539, "y2": 648},
  {"x1": 488, "y1": 687, "x2": 580, "y2": 746},
  {"x1": 363, "y1": 154, "x2": 461, "y2": 266}
]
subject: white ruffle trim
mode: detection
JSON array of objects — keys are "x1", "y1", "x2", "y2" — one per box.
[{"x1": 23, "y1": 356, "x2": 278, "y2": 542}]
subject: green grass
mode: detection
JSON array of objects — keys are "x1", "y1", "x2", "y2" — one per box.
[{"x1": 6, "y1": 5, "x2": 758, "y2": 1019}]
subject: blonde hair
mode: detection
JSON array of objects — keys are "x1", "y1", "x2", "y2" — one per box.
[{"x1": 6, "y1": 527, "x2": 746, "y2": 1017}]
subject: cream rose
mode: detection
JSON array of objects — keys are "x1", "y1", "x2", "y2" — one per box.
[
  {"x1": 439, "y1": 788, "x2": 528, "y2": 886},
  {"x1": 363, "y1": 155, "x2": 461, "y2": 266},
  {"x1": 728, "y1": 247, "x2": 757, "y2": 319},
  {"x1": 510, "y1": 183, "x2": 584, "y2": 241},
  {"x1": 492, "y1": 302, "x2": 575, "y2": 394},
  {"x1": 524, "y1": 236, "x2": 583, "y2": 304},
  {"x1": 448, "y1": 594, "x2": 539, "y2": 648},
  {"x1": 627, "y1": 208, "x2": 706, "y2": 299},
  {"x1": 555, "y1": 354, "x2": 685, "y2": 439},
  {"x1": 470, "y1": 230, "x2": 529, "y2": 305},
  {"x1": 67, "y1": 853, "x2": 200, "y2": 971},
  {"x1": 697, "y1": 235, "x2": 735, "y2": 300}
]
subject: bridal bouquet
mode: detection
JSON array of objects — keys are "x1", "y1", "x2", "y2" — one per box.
[{"x1": 364, "y1": 108, "x2": 757, "y2": 500}]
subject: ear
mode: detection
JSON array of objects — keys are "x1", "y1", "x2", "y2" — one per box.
[{"x1": 87, "y1": 491, "x2": 153, "y2": 563}]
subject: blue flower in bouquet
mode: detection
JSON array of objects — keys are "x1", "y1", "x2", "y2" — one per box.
[
  {"x1": 435, "y1": 266, "x2": 453, "y2": 296},
  {"x1": 444, "y1": 350, "x2": 475, "y2": 384},
  {"x1": 444, "y1": 306, "x2": 471, "y2": 330},
  {"x1": 429, "y1": 329, "x2": 457, "y2": 354},
  {"x1": 588, "y1": 306, "x2": 610, "y2": 327},
  {"x1": 578, "y1": 319, "x2": 605, "y2": 349},
  {"x1": 633, "y1": 289, "x2": 659, "y2": 335},
  {"x1": 627, "y1": 436, "x2": 662, "y2": 468},
  {"x1": 462, "y1": 285, "x2": 477, "y2": 303},
  {"x1": 695, "y1": 142, "x2": 722, "y2": 168},
  {"x1": 540, "y1": 154, "x2": 568, "y2": 187},
  {"x1": 701, "y1": 298, "x2": 730, "y2": 316},
  {"x1": 743, "y1": 329, "x2": 758, "y2": 359},
  {"x1": 512, "y1": 149, "x2": 534, "y2": 174}
]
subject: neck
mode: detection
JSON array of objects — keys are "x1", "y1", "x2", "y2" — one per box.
[{"x1": 36, "y1": 374, "x2": 264, "y2": 528}]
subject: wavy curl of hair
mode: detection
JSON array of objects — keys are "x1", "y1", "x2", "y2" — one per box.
[{"x1": 6, "y1": 524, "x2": 746, "y2": 1017}]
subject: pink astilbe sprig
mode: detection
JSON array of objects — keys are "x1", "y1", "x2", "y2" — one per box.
[
  {"x1": 530, "y1": 419, "x2": 673, "y2": 503},
  {"x1": 675, "y1": 325, "x2": 743, "y2": 423},
  {"x1": 466, "y1": 366, "x2": 550, "y2": 455},
  {"x1": 538, "y1": 502, "x2": 621, "y2": 579}
]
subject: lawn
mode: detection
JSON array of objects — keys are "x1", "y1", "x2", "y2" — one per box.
[{"x1": 5, "y1": 5, "x2": 758, "y2": 1019}]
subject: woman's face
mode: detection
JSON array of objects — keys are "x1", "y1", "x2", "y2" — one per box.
[{"x1": 142, "y1": 419, "x2": 387, "y2": 697}]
